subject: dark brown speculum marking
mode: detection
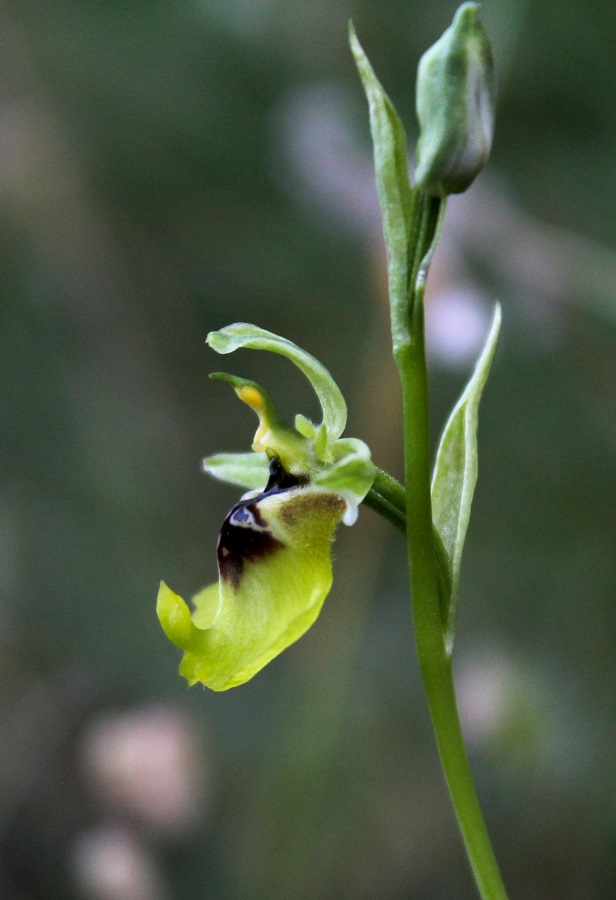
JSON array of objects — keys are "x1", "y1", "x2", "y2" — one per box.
[
  {"x1": 262, "y1": 457, "x2": 309, "y2": 494},
  {"x1": 217, "y1": 458, "x2": 308, "y2": 590},
  {"x1": 217, "y1": 503, "x2": 282, "y2": 589}
]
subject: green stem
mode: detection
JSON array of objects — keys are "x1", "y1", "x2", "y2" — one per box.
[
  {"x1": 364, "y1": 469, "x2": 407, "y2": 535},
  {"x1": 393, "y1": 191, "x2": 508, "y2": 900}
]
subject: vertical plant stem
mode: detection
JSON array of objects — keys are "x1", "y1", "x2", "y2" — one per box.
[{"x1": 394, "y1": 192, "x2": 508, "y2": 900}]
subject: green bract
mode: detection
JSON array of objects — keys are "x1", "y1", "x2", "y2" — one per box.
[
  {"x1": 158, "y1": 325, "x2": 375, "y2": 690},
  {"x1": 431, "y1": 304, "x2": 501, "y2": 653}
]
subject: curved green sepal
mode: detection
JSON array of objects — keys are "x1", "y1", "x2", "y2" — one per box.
[
  {"x1": 207, "y1": 324, "x2": 347, "y2": 441},
  {"x1": 201, "y1": 452, "x2": 270, "y2": 491},
  {"x1": 158, "y1": 485, "x2": 345, "y2": 691},
  {"x1": 431, "y1": 303, "x2": 501, "y2": 653}
]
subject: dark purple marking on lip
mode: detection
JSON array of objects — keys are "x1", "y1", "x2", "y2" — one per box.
[
  {"x1": 217, "y1": 458, "x2": 308, "y2": 589},
  {"x1": 262, "y1": 457, "x2": 309, "y2": 495}
]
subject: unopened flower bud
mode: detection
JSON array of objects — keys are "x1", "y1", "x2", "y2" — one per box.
[{"x1": 414, "y1": 3, "x2": 495, "y2": 197}]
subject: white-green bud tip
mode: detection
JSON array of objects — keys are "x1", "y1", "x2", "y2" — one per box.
[{"x1": 414, "y1": 2, "x2": 495, "y2": 197}]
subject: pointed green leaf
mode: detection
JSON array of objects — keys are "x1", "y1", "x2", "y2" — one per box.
[
  {"x1": 431, "y1": 304, "x2": 501, "y2": 652},
  {"x1": 207, "y1": 324, "x2": 347, "y2": 441},
  {"x1": 349, "y1": 22, "x2": 415, "y2": 351}
]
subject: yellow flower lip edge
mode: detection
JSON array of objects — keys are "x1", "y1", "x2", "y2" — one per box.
[{"x1": 157, "y1": 465, "x2": 346, "y2": 690}]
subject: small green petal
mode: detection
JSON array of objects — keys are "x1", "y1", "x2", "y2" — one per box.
[
  {"x1": 313, "y1": 437, "x2": 376, "y2": 525},
  {"x1": 294, "y1": 414, "x2": 317, "y2": 439},
  {"x1": 207, "y1": 323, "x2": 347, "y2": 441},
  {"x1": 312, "y1": 424, "x2": 330, "y2": 462}
]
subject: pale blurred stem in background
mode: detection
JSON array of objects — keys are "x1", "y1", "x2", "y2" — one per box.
[{"x1": 395, "y1": 192, "x2": 508, "y2": 900}]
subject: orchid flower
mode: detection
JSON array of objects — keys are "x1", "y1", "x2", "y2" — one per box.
[{"x1": 157, "y1": 324, "x2": 375, "y2": 691}]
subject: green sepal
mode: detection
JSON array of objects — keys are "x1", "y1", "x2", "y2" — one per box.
[
  {"x1": 207, "y1": 324, "x2": 347, "y2": 441},
  {"x1": 431, "y1": 304, "x2": 501, "y2": 653},
  {"x1": 201, "y1": 451, "x2": 269, "y2": 491},
  {"x1": 157, "y1": 484, "x2": 346, "y2": 690}
]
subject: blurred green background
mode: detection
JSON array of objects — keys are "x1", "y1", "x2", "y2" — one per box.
[{"x1": 1, "y1": 1, "x2": 615, "y2": 897}]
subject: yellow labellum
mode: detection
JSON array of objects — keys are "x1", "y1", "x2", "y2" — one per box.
[{"x1": 157, "y1": 482, "x2": 345, "y2": 690}]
